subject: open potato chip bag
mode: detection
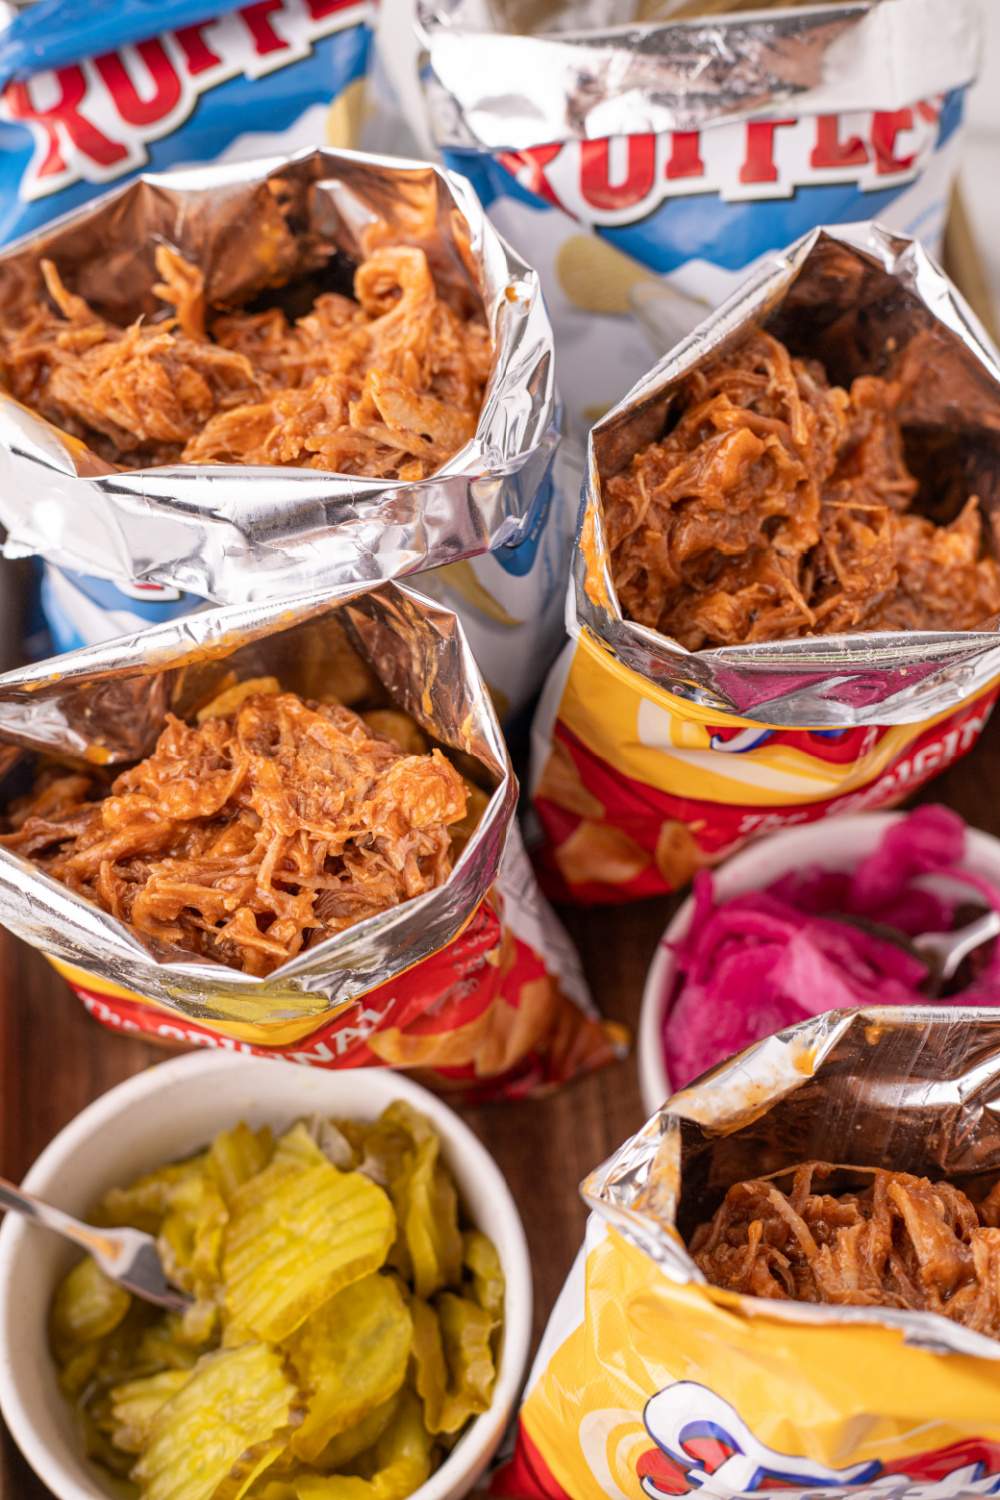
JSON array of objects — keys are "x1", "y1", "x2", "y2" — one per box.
[
  {"x1": 0, "y1": 145, "x2": 569, "y2": 719},
  {"x1": 496, "y1": 1008, "x2": 1000, "y2": 1500},
  {"x1": 418, "y1": 0, "x2": 981, "y2": 443},
  {"x1": 0, "y1": 580, "x2": 622, "y2": 1099},
  {"x1": 529, "y1": 223, "x2": 1000, "y2": 903}
]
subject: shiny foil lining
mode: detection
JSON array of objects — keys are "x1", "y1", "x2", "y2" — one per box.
[
  {"x1": 582, "y1": 1007, "x2": 1000, "y2": 1360},
  {"x1": 571, "y1": 222, "x2": 1000, "y2": 725},
  {"x1": 0, "y1": 147, "x2": 558, "y2": 604},
  {"x1": 418, "y1": 0, "x2": 980, "y2": 150},
  {"x1": 0, "y1": 581, "x2": 516, "y2": 1027}
]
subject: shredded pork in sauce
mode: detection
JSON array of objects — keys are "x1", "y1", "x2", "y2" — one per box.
[
  {"x1": 604, "y1": 329, "x2": 1000, "y2": 647},
  {"x1": 0, "y1": 687, "x2": 468, "y2": 976},
  {"x1": 0, "y1": 241, "x2": 491, "y2": 478},
  {"x1": 691, "y1": 1162, "x2": 1000, "y2": 1336}
]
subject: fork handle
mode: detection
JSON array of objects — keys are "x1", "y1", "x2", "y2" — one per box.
[{"x1": 0, "y1": 1176, "x2": 119, "y2": 1259}]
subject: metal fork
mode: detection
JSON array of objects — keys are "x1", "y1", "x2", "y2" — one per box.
[
  {"x1": 0, "y1": 1176, "x2": 192, "y2": 1314},
  {"x1": 831, "y1": 909, "x2": 1000, "y2": 997}
]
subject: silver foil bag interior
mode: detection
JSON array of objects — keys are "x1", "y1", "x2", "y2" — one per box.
[
  {"x1": 0, "y1": 582, "x2": 515, "y2": 1027},
  {"x1": 0, "y1": 146, "x2": 558, "y2": 604},
  {"x1": 574, "y1": 222, "x2": 1000, "y2": 726},
  {"x1": 583, "y1": 1006, "x2": 1000, "y2": 1360},
  {"x1": 419, "y1": 0, "x2": 979, "y2": 149}
]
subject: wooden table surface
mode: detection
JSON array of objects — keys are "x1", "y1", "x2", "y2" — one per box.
[{"x1": 1, "y1": 715, "x2": 996, "y2": 1498}]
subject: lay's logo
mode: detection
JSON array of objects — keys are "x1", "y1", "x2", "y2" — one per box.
[
  {"x1": 638, "y1": 1384, "x2": 1000, "y2": 1499},
  {"x1": 498, "y1": 100, "x2": 945, "y2": 229},
  {"x1": 0, "y1": 0, "x2": 368, "y2": 203}
]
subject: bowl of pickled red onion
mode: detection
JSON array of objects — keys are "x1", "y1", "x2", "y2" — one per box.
[{"x1": 638, "y1": 807, "x2": 1000, "y2": 1118}]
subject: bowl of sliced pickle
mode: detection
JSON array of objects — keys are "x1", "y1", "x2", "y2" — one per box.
[{"x1": 0, "y1": 1053, "x2": 531, "y2": 1500}]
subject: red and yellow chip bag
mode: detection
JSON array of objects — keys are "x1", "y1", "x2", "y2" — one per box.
[
  {"x1": 530, "y1": 225, "x2": 1000, "y2": 903},
  {"x1": 496, "y1": 1009, "x2": 1000, "y2": 1499},
  {"x1": 0, "y1": 583, "x2": 623, "y2": 1102}
]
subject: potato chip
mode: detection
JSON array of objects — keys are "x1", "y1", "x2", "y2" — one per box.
[
  {"x1": 109, "y1": 1370, "x2": 192, "y2": 1453},
  {"x1": 555, "y1": 234, "x2": 652, "y2": 316},
  {"x1": 449, "y1": 780, "x2": 491, "y2": 858},
  {"x1": 362, "y1": 711, "x2": 429, "y2": 756},
  {"x1": 555, "y1": 820, "x2": 651, "y2": 886},
  {"x1": 534, "y1": 739, "x2": 603, "y2": 820},
  {"x1": 317, "y1": 625, "x2": 382, "y2": 708},
  {"x1": 223, "y1": 1151, "x2": 395, "y2": 1344},
  {"x1": 462, "y1": 1231, "x2": 505, "y2": 1324},
  {"x1": 294, "y1": 1391, "x2": 433, "y2": 1500},
  {"x1": 50, "y1": 1255, "x2": 131, "y2": 1358},
  {"x1": 133, "y1": 1342, "x2": 300, "y2": 1500},
  {"x1": 196, "y1": 678, "x2": 281, "y2": 722},
  {"x1": 288, "y1": 1274, "x2": 412, "y2": 1463},
  {"x1": 384, "y1": 1102, "x2": 463, "y2": 1300},
  {"x1": 207, "y1": 1124, "x2": 274, "y2": 1203},
  {"x1": 654, "y1": 819, "x2": 701, "y2": 888}
]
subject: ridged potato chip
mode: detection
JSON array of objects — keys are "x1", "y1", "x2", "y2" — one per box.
[
  {"x1": 288, "y1": 1274, "x2": 412, "y2": 1463},
  {"x1": 133, "y1": 1342, "x2": 300, "y2": 1500},
  {"x1": 223, "y1": 1148, "x2": 395, "y2": 1344}
]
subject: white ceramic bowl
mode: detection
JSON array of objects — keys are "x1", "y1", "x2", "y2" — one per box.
[
  {"x1": 0, "y1": 1053, "x2": 532, "y2": 1500},
  {"x1": 637, "y1": 812, "x2": 1000, "y2": 1118}
]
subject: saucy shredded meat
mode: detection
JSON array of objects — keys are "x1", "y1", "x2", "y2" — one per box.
[
  {"x1": 604, "y1": 329, "x2": 1000, "y2": 646},
  {"x1": 0, "y1": 242, "x2": 491, "y2": 479},
  {"x1": 0, "y1": 687, "x2": 468, "y2": 977},
  {"x1": 691, "y1": 1162, "x2": 1000, "y2": 1337}
]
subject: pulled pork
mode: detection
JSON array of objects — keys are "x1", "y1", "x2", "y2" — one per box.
[
  {"x1": 0, "y1": 686, "x2": 468, "y2": 977},
  {"x1": 0, "y1": 242, "x2": 491, "y2": 479},
  {"x1": 691, "y1": 1162, "x2": 1000, "y2": 1337},
  {"x1": 604, "y1": 329, "x2": 1000, "y2": 646}
]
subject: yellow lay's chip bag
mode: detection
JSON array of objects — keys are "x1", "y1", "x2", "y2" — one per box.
[
  {"x1": 529, "y1": 224, "x2": 1000, "y2": 904},
  {"x1": 495, "y1": 1009, "x2": 1000, "y2": 1500}
]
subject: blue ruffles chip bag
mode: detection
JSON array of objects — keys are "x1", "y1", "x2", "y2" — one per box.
[
  {"x1": 418, "y1": 0, "x2": 982, "y2": 441},
  {"x1": 0, "y1": 0, "x2": 374, "y2": 663},
  {"x1": 0, "y1": 0, "x2": 373, "y2": 243},
  {"x1": 0, "y1": 144, "x2": 568, "y2": 720}
]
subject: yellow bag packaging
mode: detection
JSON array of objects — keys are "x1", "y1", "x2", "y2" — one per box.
[
  {"x1": 529, "y1": 225, "x2": 1000, "y2": 904},
  {"x1": 495, "y1": 1009, "x2": 1000, "y2": 1499}
]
